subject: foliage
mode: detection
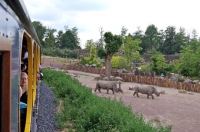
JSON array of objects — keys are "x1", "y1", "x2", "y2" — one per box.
[
  {"x1": 140, "y1": 63, "x2": 151, "y2": 73},
  {"x1": 111, "y1": 56, "x2": 121, "y2": 68},
  {"x1": 97, "y1": 47, "x2": 107, "y2": 59},
  {"x1": 150, "y1": 52, "x2": 166, "y2": 75},
  {"x1": 42, "y1": 68, "x2": 171, "y2": 132},
  {"x1": 118, "y1": 57, "x2": 129, "y2": 69},
  {"x1": 85, "y1": 39, "x2": 95, "y2": 50},
  {"x1": 79, "y1": 46, "x2": 103, "y2": 68},
  {"x1": 32, "y1": 21, "x2": 46, "y2": 47},
  {"x1": 124, "y1": 36, "x2": 143, "y2": 66},
  {"x1": 178, "y1": 44, "x2": 200, "y2": 77},
  {"x1": 42, "y1": 48, "x2": 78, "y2": 58}
]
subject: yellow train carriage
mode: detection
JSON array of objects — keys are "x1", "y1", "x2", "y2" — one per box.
[{"x1": 0, "y1": 0, "x2": 41, "y2": 131}]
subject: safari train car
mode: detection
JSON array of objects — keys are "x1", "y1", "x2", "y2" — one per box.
[{"x1": 0, "y1": 0, "x2": 41, "y2": 131}]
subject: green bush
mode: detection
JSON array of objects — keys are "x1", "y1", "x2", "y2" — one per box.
[
  {"x1": 42, "y1": 48, "x2": 78, "y2": 58},
  {"x1": 118, "y1": 57, "x2": 129, "y2": 69},
  {"x1": 42, "y1": 68, "x2": 171, "y2": 132},
  {"x1": 111, "y1": 56, "x2": 121, "y2": 68}
]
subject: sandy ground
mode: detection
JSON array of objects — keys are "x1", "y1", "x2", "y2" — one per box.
[{"x1": 42, "y1": 60, "x2": 200, "y2": 132}]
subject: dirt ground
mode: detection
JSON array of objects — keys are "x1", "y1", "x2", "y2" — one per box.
[{"x1": 42, "y1": 60, "x2": 200, "y2": 132}]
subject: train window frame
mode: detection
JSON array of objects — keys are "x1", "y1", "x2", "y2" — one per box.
[{"x1": 0, "y1": 36, "x2": 12, "y2": 132}]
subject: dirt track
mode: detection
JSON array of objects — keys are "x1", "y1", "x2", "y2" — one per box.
[{"x1": 42, "y1": 60, "x2": 200, "y2": 132}]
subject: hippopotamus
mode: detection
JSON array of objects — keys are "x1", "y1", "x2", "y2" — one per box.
[{"x1": 133, "y1": 85, "x2": 160, "y2": 99}]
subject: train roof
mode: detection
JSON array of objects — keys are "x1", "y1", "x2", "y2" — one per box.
[{"x1": 4, "y1": 0, "x2": 40, "y2": 46}]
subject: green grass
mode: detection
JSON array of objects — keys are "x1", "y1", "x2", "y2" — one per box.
[{"x1": 42, "y1": 68, "x2": 171, "y2": 132}]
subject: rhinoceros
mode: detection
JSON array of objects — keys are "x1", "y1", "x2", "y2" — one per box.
[
  {"x1": 95, "y1": 81, "x2": 123, "y2": 94},
  {"x1": 133, "y1": 85, "x2": 160, "y2": 99}
]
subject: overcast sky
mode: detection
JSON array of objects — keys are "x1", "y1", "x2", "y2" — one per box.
[{"x1": 24, "y1": 0, "x2": 200, "y2": 48}]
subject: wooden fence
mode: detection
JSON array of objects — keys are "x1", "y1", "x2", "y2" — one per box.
[{"x1": 62, "y1": 65, "x2": 200, "y2": 93}]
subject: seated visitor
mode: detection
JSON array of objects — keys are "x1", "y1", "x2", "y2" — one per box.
[
  {"x1": 20, "y1": 72, "x2": 28, "y2": 104},
  {"x1": 19, "y1": 86, "x2": 27, "y2": 132}
]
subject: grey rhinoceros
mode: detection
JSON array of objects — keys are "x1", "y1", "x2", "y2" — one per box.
[
  {"x1": 133, "y1": 85, "x2": 160, "y2": 99},
  {"x1": 95, "y1": 81, "x2": 123, "y2": 94}
]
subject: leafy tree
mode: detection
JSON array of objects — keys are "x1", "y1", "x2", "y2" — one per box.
[
  {"x1": 44, "y1": 28, "x2": 56, "y2": 48},
  {"x1": 178, "y1": 45, "x2": 200, "y2": 76},
  {"x1": 124, "y1": 36, "x2": 142, "y2": 66},
  {"x1": 173, "y1": 27, "x2": 187, "y2": 53},
  {"x1": 97, "y1": 32, "x2": 123, "y2": 76},
  {"x1": 55, "y1": 30, "x2": 63, "y2": 48},
  {"x1": 59, "y1": 27, "x2": 81, "y2": 49},
  {"x1": 150, "y1": 52, "x2": 166, "y2": 75},
  {"x1": 85, "y1": 39, "x2": 95, "y2": 50},
  {"x1": 144, "y1": 24, "x2": 158, "y2": 51},
  {"x1": 32, "y1": 21, "x2": 46, "y2": 47},
  {"x1": 162, "y1": 26, "x2": 176, "y2": 54},
  {"x1": 191, "y1": 29, "x2": 198, "y2": 41}
]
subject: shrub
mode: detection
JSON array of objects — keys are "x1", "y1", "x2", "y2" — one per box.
[{"x1": 111, "y1": 56, "x2": 121, "y2": 68}]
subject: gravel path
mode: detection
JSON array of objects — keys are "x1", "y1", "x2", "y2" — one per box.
[{"x1": 37, "y1": 82, "x2": 57, "y2": 132}]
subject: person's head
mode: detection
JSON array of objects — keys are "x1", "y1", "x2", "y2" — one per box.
[
  {"x1": 20, "y1": 72, "x2": 28, "y2": 87},
  {"x1": 21, "y1": 64, "x2": 27, "y2": 71}
]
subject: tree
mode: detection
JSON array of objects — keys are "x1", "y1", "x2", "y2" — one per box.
[
  {"x1": 150, "y1": 52, "x2": 166, "y2": 75},
  {"x1": 173, "y1": 27, "x2": 187, "y2": 53},
  {"x1": 59, "y1": 27, "x2": 81, "y2": 49},
  {"x1": 85, "y1": 39, "x2": 95, "y2": 50},
  {"x1": 55, "y1": 30, "x2": 63, "y2": 48},
  {"x1": 98, "y1": 27, "x2": 104, "y2": 48},
  {"x1": 32, "y1": 21, "x2": 46, "y2": 47},
  {"x1": 44, "y1": 28, "x2": 56, "y2": 48},
  {"x1": 124, "y1": 36, "x2": 142, "y2": 66},
  {"x1": 144, "y1": 24, "x2": 158, "y2": 51},
  {"x1": 97, "y1": 32, "x2": 123, "y2": 76},
  {"x1": 162, "y1": 26, "x2": 176, "y2": 54},
  {"x1": 121, "y1": 26, "x2": 128, "y2": 44}
]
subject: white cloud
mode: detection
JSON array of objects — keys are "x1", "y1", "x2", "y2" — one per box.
[{"x1": 24, "y1": 0, "x2": 200, "y2": 48}]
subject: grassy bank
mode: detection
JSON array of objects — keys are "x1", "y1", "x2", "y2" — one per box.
[{"x1": 42, "y1": 68, "x2": 171, "y2": 132}]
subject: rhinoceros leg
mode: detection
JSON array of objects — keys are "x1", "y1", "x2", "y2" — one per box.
[
  {"x1": 133, "y1": 92, "x2": 139, "y2": 97},
  {"x1": 107, "y1": 88, "x2": 109, "y2": 94},
  {"x1": 112, "y1": 89, "x2": 115, "y2": 94},
  {"x1": 147, "y1": 94, "x2": 149, "y2": 99},
  {"x1": 151, "y1": 94, "x2": 154, "y2": 99}
]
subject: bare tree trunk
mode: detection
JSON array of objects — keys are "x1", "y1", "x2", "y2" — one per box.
[{"x1": 105, "y1": 54, "x2": 113, "y2": 76}]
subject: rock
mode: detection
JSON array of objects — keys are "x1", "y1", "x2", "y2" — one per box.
[
  {"x1": 122, "y1": 68, "x2": 128, "y2": 73},
  {"x1": 160, "y1": 90, "x2": 165, "y2": 94},
  {"x1": 192, "y1": 80, "x2": 199, "y2": 84},
  {"x1": 178, "y1": 90, "x2": 187, "y2": 94},
  {"x1": 188, "y1": 92, "x2": 194, "y2": 95},
  {"x1": 114, "y1": 77, "x2": 123, "y2": 81},
  {"x1": 184, "y1": 78, "x2": 193, "y2": 83},
  {"x1": 154, "y1": 115, "x2": 163, "y2": 122},
  {"x1": 94, "y1": 76, "x2": 102, "y2": 81},
  {"x1": 102, "y1": 77, "x2": 109, "y2": 81},
  {"x1": 100, "y1": 74, "x2": 106, "y2": 78},
  {"x1": 170, "y1": 75, "x2": 178, "y2": 82},
  {"x1": 129, "y1": 86, "x2": 135, "y2": 90}
]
